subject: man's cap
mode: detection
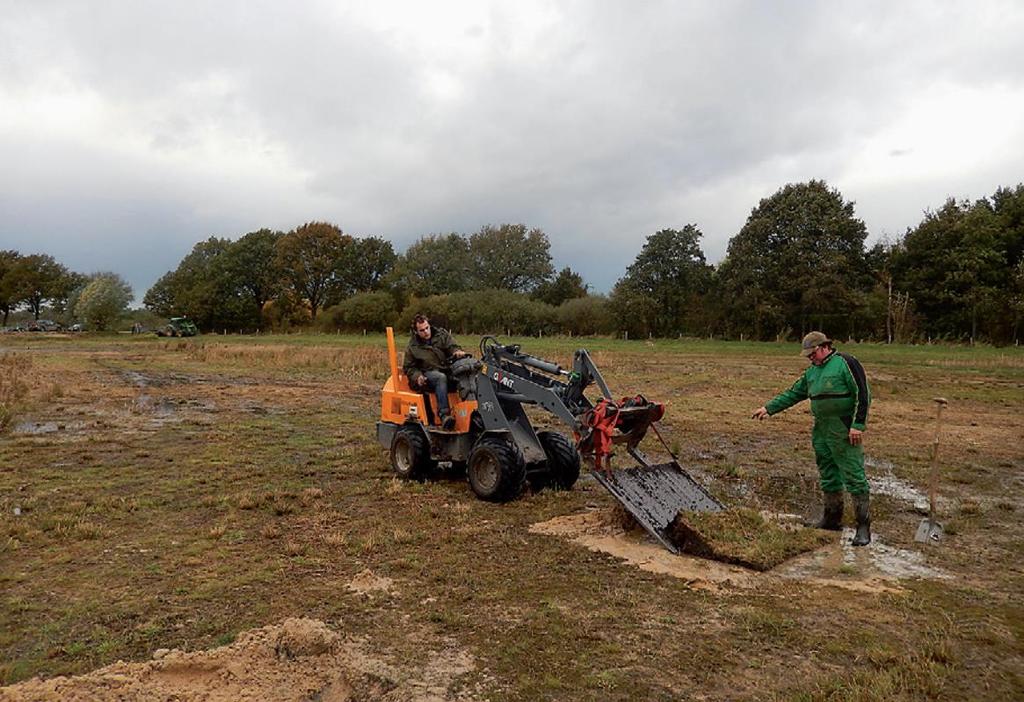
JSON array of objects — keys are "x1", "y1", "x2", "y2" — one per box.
[{"x1": 800, "y1": 331, "x2": 831, "y2": 357}]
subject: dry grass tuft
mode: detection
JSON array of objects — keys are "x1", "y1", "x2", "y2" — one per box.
[
  {"x1": 323, "y1": 532, "x2": 348, "y2": 547},
  {"x1": 70, "y1": 520, "x2": 107, "y2": 541},
  {"x1": 236, "y1": 492, "x2": 263, "y2": 510},
  {"x1": 207, "y1": 525, "x2": 227, "y2": 540},
  {"x1": 0, "y1": 353, "x2": 34, "y2": 431},
  {"x1": 669, "y1": 507, "x2": 833, "y2": 571},
  {"x1": 283, "y1": 540, "x2": 306, "y2": 557},
  {"x1": 175, "y1": 343, "x2": 383, "y2": 379},
  {"x1": 299, "y1": 487, "x2": 324, "y2": 507},
  {"x1": 260, "y1": 524, "x2": 282, "y2": 540}
]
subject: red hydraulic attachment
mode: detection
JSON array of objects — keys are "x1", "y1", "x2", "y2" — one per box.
[{"x1": 581, "y1": 395, "x2": 665, "y2": 474}]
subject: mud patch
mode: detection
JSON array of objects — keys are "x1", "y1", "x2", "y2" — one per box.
[
  {"x1": 865, "y1": 456, "x2": 933, "y2": 512},
  {"x1": 530, "y1": 509, "x2": 757, "y2": 591},
  {"x1": 532, "y1": 508, "x2": 950, "y2": 594},
  {"x1": 776, "y1": 528, "x2": 951, "y2": 591},
  {"x1": 11, "y1": 421, "x2": 62, "y2": 435},
  {"x1": 11, "y1": 420, "x2": 88, "y2": 436},
  {"x1": 0, "y1": 618, "x2": 475, "y2": 701}
]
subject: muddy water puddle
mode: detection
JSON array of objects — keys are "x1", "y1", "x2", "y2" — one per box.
[
  {"x1": 532, "y1": 508, "x2": 949, "y2": 594},
  {"x1": 12, "y1": 420, "x2": 88, "y2": 436},
  {"x1": 865, "y1": 456, "x2": 937, "y2": 512},
  {"x1": 776, "y1": 528, "x2": 950, "y2": 583}
]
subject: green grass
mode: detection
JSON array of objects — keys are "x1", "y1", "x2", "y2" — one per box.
[
  {"x1": 669, "y1": 508, "x2": 834, "y2": 570},
  {"x1": 1, "y1": 334, "x2": 1022, "y2": 699}
]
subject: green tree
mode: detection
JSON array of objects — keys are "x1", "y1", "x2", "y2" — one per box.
[
  {"x1": 555, "y1": 295, "x2": 615, "y2": 336},
  {"x1": 532, "y1": 267, "x2": 588, "y2": 306},
  {"x1": 717, "y1": 181, "x2": 871, "y2": 340},
  {"x1": 387, "y1": 233, "x2": 474, "y2": 299},
  {"x1": 610, "y1": 226, "x2": 713, "y2": 337},
  {"x1": 74, "y1": 273, "x2": 133, "y2": 331},
  {"x1": 224, "y1": 228, "x2": 284, "y2": 319},
  {"x1": 891, "y1": 198, "x2": 1006, "y2": 342},
  {"x1": 9, "y1": 253, "x2": 76, "y2": 320},
  {"x1": 0, "y1": 250, "x2": 21, "y2": 327},
  {"x1": 142, "y1": 237, "x2": 248, "y2": 331},
  {"x1": 321, "y1": 291, "x2": 397, "y2": 332},
  {"x1": 276, "y1": 221, "x2": 352, "y2": 319},
  {"x1": 399, "y1": 290, "x2": 556, "y2": 336},
  {"x1": 332, "y1": 236, "x2": 397, "y2": 301},
  {"x1": 992, "y1": 184, "x2": 1024, "y2": 342},
  {"x1": 468, "y1": 224, "x2": 554, "y2": 292},
  {"x1": 142, "y1": 271, "x2": 177, "y2": 318}
]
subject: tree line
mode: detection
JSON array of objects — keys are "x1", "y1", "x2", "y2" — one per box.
[
  {"x1": 5, "y1": 179, "x2": 1021, "y2": 342},
  {"x1": 146, "y1": 180, "x2": 1022, "y2": 343},
  {"x1": 0, "y1": 252, "x2": 134, "y2": 331}
]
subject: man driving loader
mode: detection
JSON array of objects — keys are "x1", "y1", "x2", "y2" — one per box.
[{"x1": 403, "y1": 314, "x2": 466, "y2": 430}]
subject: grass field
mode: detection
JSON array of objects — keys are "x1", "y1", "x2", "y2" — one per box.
[{"x1": 1, "y1": 333, "x2": 1022, "y2": 700}]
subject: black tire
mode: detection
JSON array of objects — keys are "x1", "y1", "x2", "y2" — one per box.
[
  {"x1": 537, "y1": 431, "x2": 581, "y2": 490},
  {"x1": 468, "y1": 436, "x2": 525, "y2": 502},
  {"x1": 390, "y1": 426, "x2": 435, "y2": 481}
]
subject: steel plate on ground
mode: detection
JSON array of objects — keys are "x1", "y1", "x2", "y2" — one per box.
[{"x1": 591, "y1": 461, "x2": 724, "y2": 554}]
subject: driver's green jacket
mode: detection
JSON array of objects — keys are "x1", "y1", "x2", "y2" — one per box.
[{"x1": 402, "y1": 326, "x2": 462, "y2": 386}]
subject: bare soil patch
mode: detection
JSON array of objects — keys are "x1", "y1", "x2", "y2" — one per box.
[
  {"x1": 0, "y1": 617, "x2": 475, "y2": 702},
  {"x1": 530, "y1": 506, "x2": 948, "y2": 595}
]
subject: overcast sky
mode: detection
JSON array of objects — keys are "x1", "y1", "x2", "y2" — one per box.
[{"x1": 2, "y1": 1, "x2": 1023, "y2": 301}]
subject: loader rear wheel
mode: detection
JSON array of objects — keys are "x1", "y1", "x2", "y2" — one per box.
[
  {"x1": 468, "y1": 436, "x2": 525, "y2": 502},
  {"x1": 537, "y1": 430, "x2": 581, "y2": 490},
  {"x1": 390, "y1": 426, "x2": 435, "y2": 481}
]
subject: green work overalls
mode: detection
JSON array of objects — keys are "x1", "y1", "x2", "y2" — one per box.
[{"x1": 766, "y1": 350, "x2": 871, "y2": 495}]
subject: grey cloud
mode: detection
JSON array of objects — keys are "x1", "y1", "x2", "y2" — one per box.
[{"x1": 2, "y1": 1, "x2": 1023, "y2": 297}]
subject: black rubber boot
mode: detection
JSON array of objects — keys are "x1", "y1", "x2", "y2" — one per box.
[
  {"x1": 806, "y1": 491, "x2": 844, "y2": 531},
  {"x1": 851, "y1": 492, "x2": 871, "y2": 546}
]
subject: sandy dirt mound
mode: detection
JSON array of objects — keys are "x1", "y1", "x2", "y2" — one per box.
[
  {"x1": 0, "y1": 618, "x2": 474, "y2": 702},
  {"x1": 346, "y1": 568, "x2": 395, "y2": 596}
]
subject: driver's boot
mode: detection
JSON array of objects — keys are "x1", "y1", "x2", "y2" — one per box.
[{"x1": 440, "y1": 411, "x2": 456, "y2": 431}]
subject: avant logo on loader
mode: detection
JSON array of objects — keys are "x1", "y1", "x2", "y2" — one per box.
[{"x1": 491, "y1": 371, "x2": 515, "y2": 390}]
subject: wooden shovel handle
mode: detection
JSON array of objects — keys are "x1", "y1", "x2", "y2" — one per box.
[{"x1": 929, "y1": 398, "x2": 948, "y2": 517}]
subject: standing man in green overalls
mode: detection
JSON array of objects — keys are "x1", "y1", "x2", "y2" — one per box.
[{"x1": 752, "y1": 332, "x2": 872, "y2": 546}]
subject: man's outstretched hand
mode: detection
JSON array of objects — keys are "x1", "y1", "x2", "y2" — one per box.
[{"x1": 751, "y1": 406, "x2": 769, "y2": 420}]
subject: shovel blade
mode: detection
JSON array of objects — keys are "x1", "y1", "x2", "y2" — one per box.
[{"x1": 915, "y1": 518, "x2": 944, "y2": 543}]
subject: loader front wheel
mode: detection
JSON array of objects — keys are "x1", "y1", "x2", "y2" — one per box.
[
  {"x1": 468, "y1": 436, "x2": 525, "y2": 502},
  {"x1": 390, "y1": 426, "x2": 435, "y2": 481},
  {"x1": 538, "y1": 431, "x2": 581, "y2": 490}
]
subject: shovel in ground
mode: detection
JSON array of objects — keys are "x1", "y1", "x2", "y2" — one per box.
[{"x1": 915, "y1": 397, "x2": 948, "y2": 544}]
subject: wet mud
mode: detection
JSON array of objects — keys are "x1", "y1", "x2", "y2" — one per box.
[{"x1": 531, "y1": 507, "x2": 949, "y2": 594}]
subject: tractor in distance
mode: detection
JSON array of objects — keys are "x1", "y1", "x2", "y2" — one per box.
[{"x1": 155, "y1": 317, "x2": 199, "y2": 337}]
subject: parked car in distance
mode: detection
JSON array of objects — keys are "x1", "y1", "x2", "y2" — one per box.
[{"x1": 28, "y1": 319, "x2": 63, "y2": 332}]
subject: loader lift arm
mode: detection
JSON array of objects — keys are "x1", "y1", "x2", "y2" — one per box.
[{"x1": 476, "y1": 337, "x2": 724, "y2": 551}]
